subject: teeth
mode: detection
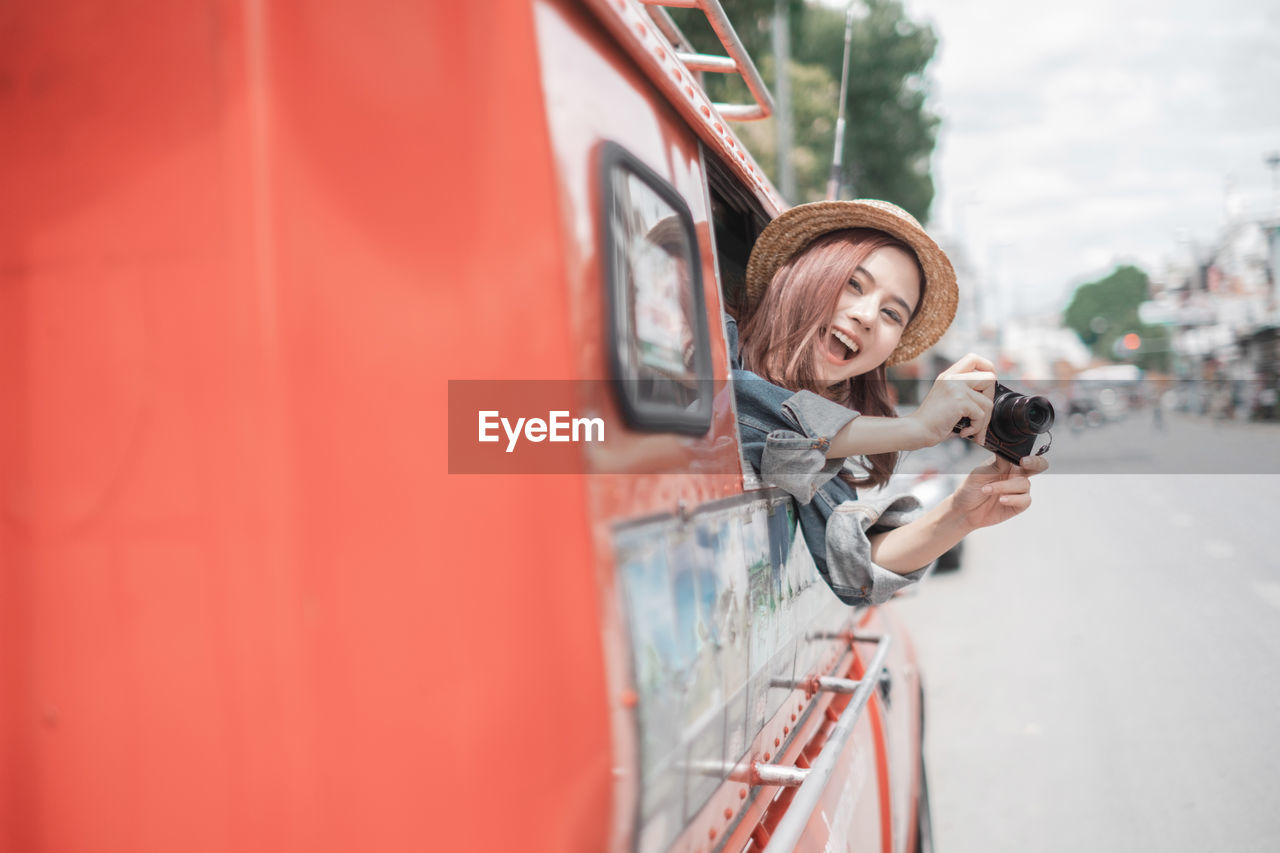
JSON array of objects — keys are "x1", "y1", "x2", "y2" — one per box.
[{"x1": 832, "y1": 329, "x2": 860, "y2": 355}]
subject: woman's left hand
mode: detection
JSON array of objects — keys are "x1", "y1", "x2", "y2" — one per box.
[{"x1": 951, "y1": 454, "x2": 1049, "y2": 530}]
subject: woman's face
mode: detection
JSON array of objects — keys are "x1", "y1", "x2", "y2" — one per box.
[{"x1": 814, "y1": 245, "x2": 922, "y2": 384}]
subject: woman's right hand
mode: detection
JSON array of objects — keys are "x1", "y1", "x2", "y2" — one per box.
[{"x1": 907, "y1": 353, "x2": 997, "y2": 448}]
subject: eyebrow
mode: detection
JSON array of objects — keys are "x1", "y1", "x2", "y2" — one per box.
[{"x1": 854, "y1": 265, "x2": 918, "y2": 318}]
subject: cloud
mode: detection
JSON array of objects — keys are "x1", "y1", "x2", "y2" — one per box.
[{"x1": 905, "y1": 0, "x2": 1280, "y2": 311}]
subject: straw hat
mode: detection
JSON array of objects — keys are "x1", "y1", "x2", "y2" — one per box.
[{"x1": 745, "y1": 199, "x2": 958, "y2": 365}]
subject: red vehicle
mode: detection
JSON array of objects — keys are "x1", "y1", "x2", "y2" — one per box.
[{"x1": 1, "y1": 1, "x2": 928, "y2": 851}]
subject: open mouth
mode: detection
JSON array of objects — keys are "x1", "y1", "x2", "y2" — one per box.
[{"x1": 825, "y1": 328, "x2": 860, "y2": 363}]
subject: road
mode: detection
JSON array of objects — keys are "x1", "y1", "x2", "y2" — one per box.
[{"x1": 892, "y1": 414, "x2": 1280, "y2": 852}]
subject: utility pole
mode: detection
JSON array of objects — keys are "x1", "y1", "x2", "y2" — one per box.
[
  {"x1": 773, "y1": 0, "x2": 796, "y2": 202},
  {"x1": 826, "y1": 1, "x2": 860, "y2": 200}
]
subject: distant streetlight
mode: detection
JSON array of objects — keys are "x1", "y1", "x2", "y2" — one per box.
[
  {"x1": 773, "y1": 0, "x2": 795, "y2": 202},
  {"x1": 826, "y1": 1, "x2": 870, "y2": 200}
]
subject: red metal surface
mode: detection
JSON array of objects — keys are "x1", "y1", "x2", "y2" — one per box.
[
  {"x1": 3, "y1": 1, "x2": 610, "y2": 851},
  {"x1": 864, "y1": 672, "x2": 896, "y2": 853},
  {"x1": 862, "y1": 605, "x2": 925, "y2": 853}
]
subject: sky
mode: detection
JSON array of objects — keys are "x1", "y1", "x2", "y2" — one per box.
[{"x1": 882, "y1": 0, "x2": 1280, "y2": 321}]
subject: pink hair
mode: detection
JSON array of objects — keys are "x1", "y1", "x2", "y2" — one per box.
[{"x1": 738, "y1": 229, "x2": 924, "y2": 489}]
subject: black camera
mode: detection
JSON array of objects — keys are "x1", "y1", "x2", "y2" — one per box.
[{"x1": 954, "y1": 381, "x2": 1054, "y2": 465}]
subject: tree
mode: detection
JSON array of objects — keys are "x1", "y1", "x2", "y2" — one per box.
[
  {"x1": 732, "y1": 56, "x2": 838, "y2": 204},
  {"x1": 793, "y1": 0, "x2": 939, "y2": 216},
  {"x1": 1063, "y1": 265, "x2": 1171, "y2": 372},
  {"x1": 669, "y1": 0, "x2": 940, "y2": 222}
]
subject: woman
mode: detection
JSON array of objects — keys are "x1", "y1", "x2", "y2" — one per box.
[{"x1": 728, "y1": 199, "x2": 1047, "y2": 606}]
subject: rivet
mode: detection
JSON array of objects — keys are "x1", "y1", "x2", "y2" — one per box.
[
  {"x1": 620, "y1": 689, "x2": 638, "y2": 708},
  {"x1": 739, "y1": 788, "x2": 748, "y2": 800},
  {"x1": 709, "y1": 828, "x2": 717, "y2": 841},
  {"x1": 784, "y1": 726, "x2": 790, "y2": 735},
  {"x1": 763, "y1": 752, "x2": 771, "y2": 761},
  {"x1": 724, "y1": 808, "x2": 733, "y2": 820},
  {"x1": 790, "y1": 713, "x2": 797, "y2": 722},
  {"x1": 774, "y1": 737, "x2": 780, "y2": 747}
]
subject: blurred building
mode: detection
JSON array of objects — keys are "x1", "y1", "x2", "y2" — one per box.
[
  {"x1": 998, "y1": 316, "x2": 1093, "y2": 380},
  {"x1": 932, "y1": 235, "x2": 984, "y2": 360},
  {"x1": 890, "y1": 234, "x2": 984, "y2": 400},
  {"x1": 1141, "y1": 195, "x2": 1280, "y2": 419}
]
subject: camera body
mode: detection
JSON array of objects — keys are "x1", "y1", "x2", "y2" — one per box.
[{"x1": 954, "y1": 381, "x2": 1054, "y2": 465}]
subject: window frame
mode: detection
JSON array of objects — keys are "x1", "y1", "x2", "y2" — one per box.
[{"x1": 599, "y1": 140, "x2": 713, "y2": 435}]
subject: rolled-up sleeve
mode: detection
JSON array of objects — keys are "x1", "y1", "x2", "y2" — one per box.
[
  {"x1": 822, "y1": 491, "x2": 926, "y2": 606},
  {"x1": 729, "y1": 356, "x2": 929, "y2": 606},
  {"x1": 758, "y1": 390, "x2": 860, "y2": 504}
]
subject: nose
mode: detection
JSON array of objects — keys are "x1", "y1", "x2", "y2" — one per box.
[{"x1": 845, "y1": 297, "x2": 874, "y2": 330}]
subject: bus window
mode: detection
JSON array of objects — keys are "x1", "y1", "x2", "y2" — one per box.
[{"x1": 601, "y1": 141, "x2": 712, "y2": 434}]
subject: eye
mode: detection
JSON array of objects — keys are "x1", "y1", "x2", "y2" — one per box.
[
  {"x1": 882, "y1": 307, "x2": 904, "y2": 325},
  {"x1": 846, "y1": 277, "x2": 863, "y2": 293}
]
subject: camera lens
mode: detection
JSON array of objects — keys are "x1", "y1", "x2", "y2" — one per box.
[
  {"x1": 992, "y1": 393, "x2": 1055, "y2": 438},
  {"x1": 1025, "y1": 399, "x2": 1053, "y2": 432}
]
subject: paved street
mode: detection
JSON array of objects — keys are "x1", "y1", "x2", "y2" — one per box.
[{"x1": 893, "y1": 414, "x2": 1280, "y2": 852}]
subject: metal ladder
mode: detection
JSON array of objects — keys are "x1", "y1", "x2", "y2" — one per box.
[{"x1": 634, "y1": 0, "x2": 774, "y2": 121}]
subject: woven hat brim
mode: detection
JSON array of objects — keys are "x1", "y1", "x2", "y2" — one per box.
[{"x1": 745, "y1": 200, "x2": 958, "y2": 365}]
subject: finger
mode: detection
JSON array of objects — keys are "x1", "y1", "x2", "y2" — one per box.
[
  {"x1": 996, "y1": 493, "x2": 1032, "y2": 512},
  {"x1": 987, "y1": 455, "x2": 1014, "y2": 474},
  {"x1": 959, "y1": 418, "x2": 988, "y2": 445},
  {"x1": 967, "y1": 352, "x2": 997, "y2": 373},
  {"x1": 969, "y1": 388, "x2": 994, "y2": 418},
  {"x1": 956, "y1": 401, "x2": 983, "y2": 436},
  {"x1": 946, "y1": 371, "x2": 998, "y2": 395},
  {"x1": 944, "y1": 353, "x2": 997, "y2": 376},
  {"x1": 958, "y1": 398, "x2": 989, "y2": 439},
  {"x1": 953, "y1": 389, "x2": 991, "y2": 419},
  {"x1": 970, "y1": 455, "x2": 1011, "y2": 476},
  {"x1": 1019, "y1": 455, "x2": 1050, "y2": 476},
  {"x1": 981, "y1": 476, "x2": 1030, "y2": 496},
  {"x1": 964, "y1": 390, "x2": 992, "y2": 445}
]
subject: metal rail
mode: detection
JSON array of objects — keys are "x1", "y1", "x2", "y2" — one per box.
[
  {"x1": 636, "y1": 0, "x2": 774, "y2": 121},
  {"x1": 770, "y1": 675, "x2": 861, "y2": 695},
  {"x1": 761, "y1": 633, "x2": 893, "y2": 853}
]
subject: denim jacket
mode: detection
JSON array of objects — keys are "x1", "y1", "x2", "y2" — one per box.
[{"x1": 725, "y1": 314, "x2": 926, "y2": 606}]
